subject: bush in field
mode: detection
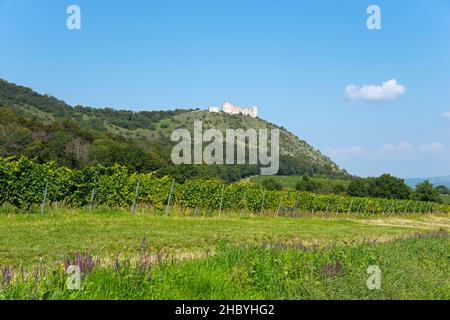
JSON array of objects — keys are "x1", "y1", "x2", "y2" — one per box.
[
  {"x1": 295, "y1": 175, "x2": 320, "y2": 192},
  {"x1": 261, "y1": 178, "x2": 283, "y2": 191}
]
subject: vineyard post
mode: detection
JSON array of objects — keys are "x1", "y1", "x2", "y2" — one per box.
[
  {"x1": 194, "y1": 185, "x2": 203, "y2": 217},
  {"x1": 335, "y1": 198, "x2": 340, "y2": 217},
  {"x1": 412, "y1": 201, "x2": 417, "y2": 213},
  {"x1": 355, "y1": 202, "x2": 361, "y2": 215},
  {"x1": 240, "y1": 189, "x2": 247, "y2": 216},
  {"x1": 325, "y1": 200, "x2": 329, "y2": 215},
  {"x1": 219, "y1": 184, "x2": 225, "y2": 214},
  {"x1": 89, "y1": 173, "x2": 98, "y2": 213},
  {"x1": 41, "y1": 181, "x2": 48, "y2": 214},
  {"x1": 386, "y1": 201, "x2": 391, "y2": 214},
  {"x1": 89, "y1": 187, "x2": 96, "y2": 212},
  {"x1": 276, "y1": 196, "x2": 283, "y2": 217},
  {"x1": 382, "y1": 201, "x2": 388, "y2": 215},
  {"x1": 131, "y1": 175, "x2": 141, "y2": 214},
  {"x1": 385, "y1": 201, "x2": 390, "y2": 215},
  {"x1": 392, "y1": 202, "x2": 397, "y2": 215},
  {"x1": 260, "y1": 191, "x2": 266, "y2": 215},
  {"x1": 404, "y1": 201, "x2": 410, "y2": 214},
  {"x1": 372, "y1": 200, "x2": 377, "y2": 215},
  {"x1": 165, "y1": 179, "x2": 175, "y2": 214},
  {"x1": 293, "y1": 193, "x2": 301, "y2": 217},
  {"x1": 347, "y1": 199, "x2": 353, "y2": 214}
]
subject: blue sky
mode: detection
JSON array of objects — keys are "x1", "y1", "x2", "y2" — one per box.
[{"x1": 1, "y1": 0, "x2": 450, "y2": 178}]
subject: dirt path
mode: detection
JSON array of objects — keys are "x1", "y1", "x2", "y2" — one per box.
[{"x1": 353, "y1": 215, "x2": 450, "y2": 230}]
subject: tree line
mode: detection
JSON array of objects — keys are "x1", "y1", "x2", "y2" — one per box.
[{"x1": 261, "y1": 174, "x2": 444, "y2": 203}]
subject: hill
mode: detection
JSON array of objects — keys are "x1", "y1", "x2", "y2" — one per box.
[
  {"x1": 0, "y1": 78, "x2": 347, "y2": 181},
  {"x1": 405, "y1": 176, "x2": 450, "y2": 188}
]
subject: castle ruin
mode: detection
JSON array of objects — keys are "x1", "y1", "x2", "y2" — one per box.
[{"x1": 208, "y1": 102, "x2": 258, "y2": 118}]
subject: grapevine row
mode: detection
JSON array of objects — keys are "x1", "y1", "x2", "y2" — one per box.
[{"x1": 0, "y1": 157, "x2": 448, "y2": 214}]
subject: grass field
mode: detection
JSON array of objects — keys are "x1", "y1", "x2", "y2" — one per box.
[{"x1": 0, "y1": 208, "x2": 449, "y2": 299}]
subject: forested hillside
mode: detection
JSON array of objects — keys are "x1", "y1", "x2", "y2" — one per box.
[{"x1": 0, "y1": 79, "x2": 347, "y2": 181}]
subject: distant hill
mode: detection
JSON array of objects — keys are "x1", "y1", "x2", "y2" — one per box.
[
  {"x1": 0, "y1": 78, "x2": 347, "y2": 181},
  {"x1": 405, "y1": 176, "x2": 450, "y2": 188}
]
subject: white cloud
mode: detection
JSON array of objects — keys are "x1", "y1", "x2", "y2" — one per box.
[
  {"x1": 344, "y1": 79, "x2": 406, "y2": 103},
  {"x1": 324, "y1": 142, "x2": 449, "y2": 177},
  {"x1": 377, "y1": 142, "x2": 414, "y2": 154},
  {"x1": 377, "y1": 142, "x2": 446, "y2": 155},
  {"x1": 323, "y1": 146, "x2": 366, "y2": 160},
  {"x1": 325, "y1": 142, "x2": 447, "y2": 160},
  {"x1": 417, "y1": 142, "x2": 447, "y2": 153},
  {"x1": 439, "y1": 112, "x2": 450, "y2": 120}
]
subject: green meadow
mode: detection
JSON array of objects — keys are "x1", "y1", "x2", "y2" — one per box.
[{"x1": 0, "y1": 208, "x2": 448, "y2": 299}]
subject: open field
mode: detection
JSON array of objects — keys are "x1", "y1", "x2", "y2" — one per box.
[
  {"x1": 0, "y1": 209, "x2": 448, "y2": 299},
  {"x1": 1, "y1": 208, "x2": 449, "y2": 267}
]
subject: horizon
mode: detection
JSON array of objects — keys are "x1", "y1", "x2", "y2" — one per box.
[{"x1": 1, "y1": 0, "x2": 449, "y2": 178}]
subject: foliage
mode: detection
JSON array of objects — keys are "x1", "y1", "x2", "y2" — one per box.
[
  {"x1": 295, "y1": 175, "x2": 320, "y2": 192},
  {"x1": 0, "y1": 157, "x2": 448, "y2": 214},
  {"x1": 261, "y1": 178, "x2": 283, "y2": 191},
  {"x1": 414, "y1": 180, "x2": 442, "y2": 203},
  {"x1": 435, "y1": 185, "x2": 450, "y2": 195},
  {"x1": 0, "y1": 78, "x2": 348, "y2": 182},
  {"x1": 347, "y1": 179, "x2": 369, "y2": 197},
  {"x1": 366, "y1": 174, "x2": 412, "y2": 200}
]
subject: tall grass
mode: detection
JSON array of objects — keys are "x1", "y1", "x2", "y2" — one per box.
[{"x1": 1, "y1": 231, "x2": 448, "y2": 300}]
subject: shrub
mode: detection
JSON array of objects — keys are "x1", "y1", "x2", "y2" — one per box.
[{"x1": 261, "y1": 178, "x2": 283, "y2": 191}]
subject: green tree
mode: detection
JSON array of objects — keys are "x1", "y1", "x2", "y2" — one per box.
[
  {"x1": 347, "y1": 179, "x2": 369, "y2": 197},
  {"x1": 332, "y1": 183, "x2": 346, "y2": 195},
  {"x1": 414, "y1": 180, "x2": 442, "y2": 203},
  {"x1": 367, "y1": 174, "x2": 411, "y2": 200},
  {"x1": 435, "y1": 185, "x2": 449, "y2": 195}
]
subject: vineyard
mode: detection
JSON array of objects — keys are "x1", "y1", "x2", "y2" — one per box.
[{"x1": 1, "y1": 157, "x2": 449, "y2": 215}]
